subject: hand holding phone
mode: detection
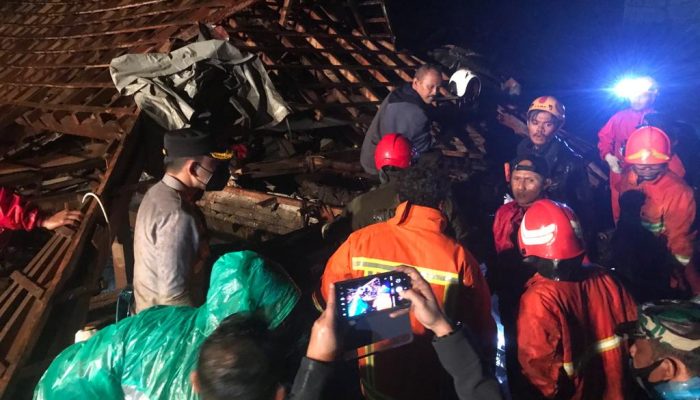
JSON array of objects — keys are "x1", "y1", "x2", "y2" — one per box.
[
  {"x1": 307, "y1": 283, "x2": 340, "y2": 362},
  {"x1": 393, "y1": 266, "x2": 454, "y2": 337}
]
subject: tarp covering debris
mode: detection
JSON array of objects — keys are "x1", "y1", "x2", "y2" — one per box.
[{"x1": 110, "y1": 40, "x2": 291, "y2": 131}]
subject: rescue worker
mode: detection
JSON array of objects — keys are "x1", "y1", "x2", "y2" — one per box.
[
  {"x1": 516, "y1": 96, "x2": 593, "y2": 242},
  {"x1": 0, "y1": 187, "x2": 82, "y2": 236},
  {"x1": 491, "y1": 155, "x2": 550, "y2": 397},
  {"x1": 615, "y1": 126, "x2": 696, "y2": 287},
  {"x1": 597, "y1": 77, "x2": 685, "y2": 220},
  {"x1": 340, "y1": 133, "x2": 468, "y2": 242},
  {"x1": 360, "y1": 64, "x2": 442, "y2": 174},
  {"x1": 517, "y1": 199, "x2": 638, "y2": 399},
  {"x1": 133, "y1": 128, "x2": 231, "y2": 312},
  {"x1": 346, "y1": 133, "x2": 413, "y2": 231},
  {"x1": 617, "y1": 300, "x2": 700, "y2": 400},
  {"x1": 320, "y1": 163, "x2": 496, "y2": 400}
]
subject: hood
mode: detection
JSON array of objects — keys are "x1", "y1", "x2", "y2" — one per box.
[{"x1": 195, "y1": 250, "x2": 300, "y2": 335}]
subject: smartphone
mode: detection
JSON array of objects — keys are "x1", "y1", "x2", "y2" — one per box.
[
  {"x1": 335, "y1": 271, "x2": 413, "y2": 358},
  {"x1": 336, "y1": 271, "x2": 411, "y2": 319}
]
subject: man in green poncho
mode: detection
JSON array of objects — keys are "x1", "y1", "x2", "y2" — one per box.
[{"x1": 33, "y1": 250, "x2": 300, "y2": 400}]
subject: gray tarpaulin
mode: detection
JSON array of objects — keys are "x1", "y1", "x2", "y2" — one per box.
[{"x1": 110, "y1": 40, "x2": 290, "y2": 131}]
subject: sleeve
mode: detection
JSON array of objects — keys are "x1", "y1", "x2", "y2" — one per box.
[
  {"x1": 154, "y1": 211, "x2": 200, "y2": 307},
  {"x1": 433, "y1": 327, "x2": 503, "y2": 400},
  {"x1": 320, "y1": 237, "x2": 356, "y2": 300},
  {"x1": 457, "y1": 248, "x2": 497, "y2": 357},
  {"x1": 664, "y1": 187, "x2": 696, "y2": 265},
  {"x1": 492, "y1": 205, "x2": 515, "y2": 255},
  {"x1": 517, "y1": 291, "x2": 563, "y2": 398},
  {"x1": 0, "y1": 187, "x2": 43, "y2": 231},
  {"x1": 597, "y1": 114, "x2": 617, "y2": 160},
  {"x1": 401, "y1": 106, "x2": 432, "y2": 153},
  {"x1": 287, "y1": 357, "x2": 334, "y2": 400}
]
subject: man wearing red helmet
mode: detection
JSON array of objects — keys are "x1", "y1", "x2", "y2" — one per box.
[
  {"x1": 517, "y1": 199, "x2": 637, "y2": 399},
  {"x1": 597, "y1": 78, "x2": 685, "y2": 221},
  {"x1": 616, "y1": 126, "x2": 696, "y2": 285}
]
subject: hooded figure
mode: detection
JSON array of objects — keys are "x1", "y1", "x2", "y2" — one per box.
[{"x1": 34, "y1": 251, "x2": 300, "y2": 400}]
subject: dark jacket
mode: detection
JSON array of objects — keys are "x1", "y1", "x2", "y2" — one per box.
[
  {"x1": 360, "y1": 84, "x2": 433, "y2": 174},
  {"x1": 289, "y1": 327, "x2": 503, "y2": 400}
]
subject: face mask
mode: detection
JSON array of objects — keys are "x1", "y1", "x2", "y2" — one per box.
[
  {"x1": 632, "y1": 359, "x2": 665, "y2": 398},
  {"x1": 197, "y1": 162, "x2": 230, "y2": 191}
]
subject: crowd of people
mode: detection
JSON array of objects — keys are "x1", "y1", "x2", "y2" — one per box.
[{"x1": 17, "y1": 64, "x2": 700, "y2": 399}]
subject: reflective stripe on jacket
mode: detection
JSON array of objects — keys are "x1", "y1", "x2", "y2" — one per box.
[
  {"x1": 321, "y1": 201, "x2": 495, "y2": 400},
  {"x1": 617, "y1": 170, "x2": 696, "y2": 265},
  {"x1": 517, "y1": 267, "x2": 637, "y2": 399}
]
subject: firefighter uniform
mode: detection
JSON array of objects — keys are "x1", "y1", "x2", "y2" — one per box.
[
  {"x1": 617, "y1": 170, "x2": 696, "y2": 266},
  {"x1": 321, "y1": 201, "x2": 495, "y2": 400},
  {"x1": 518, "y1": 268, "x2": 638, "y2": 399},
  {"x1": 597, "y1": 108, "x2": 685, "y2": 220}
]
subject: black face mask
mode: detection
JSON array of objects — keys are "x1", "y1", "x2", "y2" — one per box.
[
  {"x1": 196, "y1": 162, "x2": 230, "y2": 192},
  {"x1": 631, "y1": 359, "x2": 666, "y2": 399},
  {"x1": 204, "y1": 162, "x2": 230, "y2": 191}
]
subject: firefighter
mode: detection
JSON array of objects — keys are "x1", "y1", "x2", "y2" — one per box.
[
  {"x1": 616, "y1": 126, "x2": 696, "y2": 292},
  {"x1": 0, "y1": 187, "x2": 82, "y2": 252},
  {"x1": 516, "y1": 96, "x2": 593, "y2": 243},
  {"x1": 597, "y1": 77, "x2": 685, "y2": 221},
  {"x1": 517, "y1": 199, "x2": 638, "y2": 399},
  {"x1": 492, "y1": 155, "x2": 550, "y2": 397},
  {"x1": 320, "y1": 163, "x2": 495, "y2": 400}
]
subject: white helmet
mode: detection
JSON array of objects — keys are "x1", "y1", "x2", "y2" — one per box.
[{"x1": 448, "y1": 68, "x2": 481, "y2": 100}]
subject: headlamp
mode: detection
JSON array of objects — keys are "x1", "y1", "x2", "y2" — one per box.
[{"x1": 613, "y1": 76, "x2": 657, "y2": 100}]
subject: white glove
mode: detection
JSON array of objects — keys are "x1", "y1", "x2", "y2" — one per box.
[{"x1": 605, "y1": 153, "x2": 622, "y2": 174}]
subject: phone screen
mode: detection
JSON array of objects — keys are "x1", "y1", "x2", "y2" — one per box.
[{"x1": 336, "y1": 271, "x2": 411, "y2": 319}]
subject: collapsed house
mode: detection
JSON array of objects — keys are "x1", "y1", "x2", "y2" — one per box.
[{"x1": 0, "y1": 0, "x2": 577, "y2": 398}]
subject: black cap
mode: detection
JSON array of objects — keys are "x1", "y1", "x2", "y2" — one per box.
[
  {"x1": 510, "y1": 155, "x2": 550, "y2": 179},
  {"x1": 163, "y1": 128, "x2": 232, "y2": 160}
]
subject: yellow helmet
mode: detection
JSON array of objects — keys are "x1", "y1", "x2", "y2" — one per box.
[{"x1": 528, "y1": 96, "x2": 566, "y2": 125}]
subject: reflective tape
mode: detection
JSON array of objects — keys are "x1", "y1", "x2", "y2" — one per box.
[{"x1": 351, "y1": 257, "x2": 459, "y2": 287}]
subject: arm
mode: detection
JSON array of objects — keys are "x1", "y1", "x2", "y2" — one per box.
[
  {"x1": 393, "y1": 266, "x2": 502, "y2": 400},
  {"x1": 289, "y1": 283, "x2": 339, "y2": 399},
  {"x1": 517, "y1": 291, "x2": 564, "y2": 398},
  {"x1": 154, "y1": 211, "x2": 200, "y2": 307},
  {"x1": 458, "y1": 249, "x2": 497, "y2": 356},
  {"x1": 597, "y1": 115, "x2": 616, "y2": 160},
  {"x1": 0, "y1": 187, "x2": 43, "y2": 231},
  {"x1": 433, "y1": 328, "x2": 503, "y2": 400},
  {"x1": 664, "y1": 187, "x2": 696, "y2": 265}
]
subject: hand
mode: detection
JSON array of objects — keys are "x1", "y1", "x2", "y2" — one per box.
[
  {"x1": 604, "y1": 153, "x2": 622, "y2": 174},
  {"x1": 306, "y1": 283, "x2": 339, "y2": 362},
  {"x1": 393, "y1": 266, "x2": 454, "y2": 337},
  {"x1": 40, "y1": 209, "x2": 83, "y2": 230}
]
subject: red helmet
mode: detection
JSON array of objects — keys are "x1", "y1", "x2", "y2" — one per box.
[
  {"x1": 518, "y1": 199, "x2": 585, "y2": 260},
  {"x1": 624, "y1": 126, "x2": 671, "y2": 165},
  {"x1": 374, "y1": 133, "x2": 412, "y2": 170}
]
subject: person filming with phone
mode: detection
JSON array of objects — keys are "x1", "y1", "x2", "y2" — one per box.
[{"x1": 319, "y1": 163, "x2": 495, "y2": 400}]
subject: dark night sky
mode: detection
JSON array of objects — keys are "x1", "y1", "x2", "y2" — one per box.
[{"x1": 388, "y1": 0, "x2": 700, "y2": 142}]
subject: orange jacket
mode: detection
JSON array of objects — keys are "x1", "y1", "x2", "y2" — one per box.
[
  {"x1": 321, "y1": 201, "x2": 495, "y2": 400},
  {"x1": 598, "y1": 108, "x2": 685, "y2": 177},
  {"x1": 616, "y1": 170, "x2": 696, "y2": 265},
  {"x1": 517, "y1": 267, "x2": 637, "y2": 399}
]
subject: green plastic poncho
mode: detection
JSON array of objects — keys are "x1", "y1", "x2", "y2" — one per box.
[{"x1": 34, "y1": 250, "x2": 300, "y2": 400}]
